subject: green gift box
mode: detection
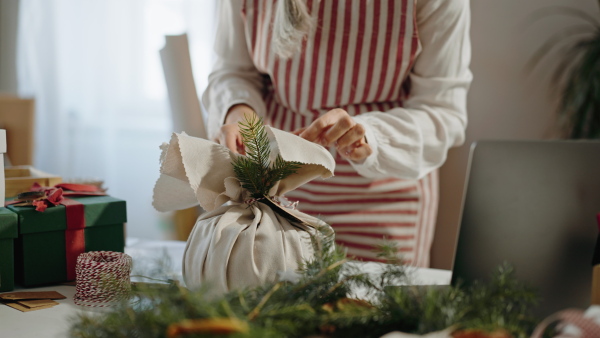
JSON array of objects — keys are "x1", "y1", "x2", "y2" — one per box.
[
  {"x1": 8, "y1": 195, "x2": 126, "y2": 287},
  {"x1": 0, "y1": 207, "x2": 18, "y2": 292}
]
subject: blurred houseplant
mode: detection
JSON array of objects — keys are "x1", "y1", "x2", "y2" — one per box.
[{"x1": 529, "y1": 1, "x2": 600, "y2": 138}]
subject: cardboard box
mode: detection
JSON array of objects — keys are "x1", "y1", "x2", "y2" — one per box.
[
  {"x1": 8, "y1": 195, "x2": 127, "y2": 287},
  {"x1": 4, "y1": 166, "x2": 62, "y2": 198},
  {"x1": 0, "y1": 207, "x2": 18, "y2": 292},
  {"x1": 0, "y1": 96, "x2": 35, "y2": 166}
]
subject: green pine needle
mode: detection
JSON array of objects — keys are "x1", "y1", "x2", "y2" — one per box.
[
  {"x1": 232, "y1": 115, "x2": 301, "y2": 198},
  {"x1": 69, "y1": 234, "x2": 541, "y2": 338}
]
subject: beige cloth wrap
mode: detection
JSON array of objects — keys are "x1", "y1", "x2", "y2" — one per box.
[{"x1": 153, "y1": 126, "x2": 335, "y2": 293}]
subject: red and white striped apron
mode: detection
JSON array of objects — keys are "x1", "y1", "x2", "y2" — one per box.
[{"x1": 241, "y1": 0, "x2": 438, "y2": 267}]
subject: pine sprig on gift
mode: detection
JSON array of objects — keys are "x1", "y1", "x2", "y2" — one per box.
[
  {"x1": 238, "y1": 114, "x2": 270, "y2": 181},
  {"x1": 269, "y1": 154, "x2": 302, "y2": 188},
  {"x1": 232, "y1": 115, "x2": 301, "y2": 198}
]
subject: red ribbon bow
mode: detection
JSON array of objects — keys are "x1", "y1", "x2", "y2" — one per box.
[
  {"x1": 28, "y1": 183, "x2": 104, "y2": 212},
  {"x1": 7, "y1": 182, "x2": 108, "y2": 280},
  {"x1": 29, "y1": 183, "x2": 65, "y2": 212}
]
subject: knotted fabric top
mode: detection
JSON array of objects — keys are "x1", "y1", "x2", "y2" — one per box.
[{"x1": 152, "y1": 126, "x2": 335, "y2": 212}]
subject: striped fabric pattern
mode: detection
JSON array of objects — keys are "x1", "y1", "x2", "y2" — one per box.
[{"x1": 241, "y1": 0, "x2": 437, "y2": 267}]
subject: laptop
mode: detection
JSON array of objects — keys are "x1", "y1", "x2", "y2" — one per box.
[{"x1": 451, "y1": 140, "x2": 600, "y2": 317}]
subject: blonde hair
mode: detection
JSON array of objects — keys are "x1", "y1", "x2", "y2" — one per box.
[{"x1": 272, "y1": 0, "x2": 314, "y2": 58}]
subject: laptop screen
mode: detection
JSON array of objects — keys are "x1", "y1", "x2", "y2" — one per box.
[{"x1": 451, "y1": 140, "x2": 600, "y2": 316}]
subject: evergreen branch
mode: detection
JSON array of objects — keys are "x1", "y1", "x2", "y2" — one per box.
[
  {"x1": 293, "y1": 259, "x2": 348, "y2": 295},
  {"x1": 232, "y1": 115, "x2": 302, "y2": 198},
  {"x1": 237, "y1": 290, "x2": 249, "y2": 312},
  {"x1": 70, "y1": 246, "x2": 540, "y2": 338},
  {"x1": 239, "y1": 118, "x2": 270, "y2": 170},
  {"x1": 248, "y1": 282, "x2": 282, "y2": 321},
  {"x1": 314, "y1": 259, "x2": 348, "y2": 280},
  {"x1": 232, "y1": 156, "x2": 264, "y2": 198},
  {"x1": 267, "y1": 155, "x2": 302, "y2": 189}
]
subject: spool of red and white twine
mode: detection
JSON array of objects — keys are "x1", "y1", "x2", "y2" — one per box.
[{"x1": 74, "y1": 251, "x2": 132, "y2": 307}]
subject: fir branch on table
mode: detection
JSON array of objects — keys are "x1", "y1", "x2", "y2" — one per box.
[
  {"x1": 70, "y1": 227, "x2": 542, "y2": 338},
  {"x1": 232, "y1": 115, "x2": 301, "y2": 199}
]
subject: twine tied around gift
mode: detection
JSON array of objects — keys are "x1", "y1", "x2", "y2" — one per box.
[
  {"x1": 244, "y1": 196, "x2": 266, "y2": 205},
  {"x1": 244, "y1": 195, "x2": 298, "y2": 210},
  {"x1": 74, "y1": 251, "x2": 132, "y2": 307}
]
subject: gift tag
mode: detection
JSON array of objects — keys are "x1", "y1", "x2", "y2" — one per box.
[{"x1": 262, "y1": 196, "x2": 314, "y2": 229}]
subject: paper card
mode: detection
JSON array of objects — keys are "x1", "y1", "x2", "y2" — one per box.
[
  {"x1": 0, "y1": 291, "x2": 66, "y2": 300},
  {"x1": 17, "y1": 299, "x2": 59, "y2": 308},
  {"x1": 5, "y1": 302, "x2": 56, "y2": 312}
]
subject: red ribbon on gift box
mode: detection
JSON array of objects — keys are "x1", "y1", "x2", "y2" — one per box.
[{"x1": 7, "y1": 183, "x2": 107, "y2": 280}]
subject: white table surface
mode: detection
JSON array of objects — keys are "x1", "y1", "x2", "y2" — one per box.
[{"x1": 0, "y1": 239, "x2": 451, "y2": 338}]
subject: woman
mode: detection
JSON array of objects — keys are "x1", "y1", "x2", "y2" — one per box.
[{"x1": 203, "y1": 0, "x2": 471, "y2": 267}]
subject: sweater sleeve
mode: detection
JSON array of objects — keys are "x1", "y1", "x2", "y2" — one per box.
[
  {"x1": 351, "y1": 0, "x2": 472, "y2": 180},
  {"x1": 201, "y1": 0, "x2": 266, "y2": 141}
]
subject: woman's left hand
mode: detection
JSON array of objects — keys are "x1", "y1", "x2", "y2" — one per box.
[{"x1": 294, "y1": 108, "x2": 372, "y2": 163}]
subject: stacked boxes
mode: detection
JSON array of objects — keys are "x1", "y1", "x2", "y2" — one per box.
[
  {"x1": 0, "y1": 127, "x2": 127, "y2": 289},
  {"x1": 5, "y1": 166, "x2": 62, "y2": 198}
]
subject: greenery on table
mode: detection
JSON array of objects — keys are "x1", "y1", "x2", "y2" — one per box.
[
  {"x1": 529, "y1": 1, "x2": 600, "y2": 138},
  {"x1": 69, "y1": 235, "x2": 540, "y2": 338}
]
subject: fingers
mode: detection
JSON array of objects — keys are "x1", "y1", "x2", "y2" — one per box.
[
  {"x1": 335, "y1": 122, "x2": 365, "y2": 150},
  {"x1": 220, "y1": 105, "x2": 257, "y2": 154},
  {"x1": 340, "y1": 141, "x2": 373, "y2": 163},
  {"x1": 217, "y1": 124, "x2": 244, "y2": 155},
  {"x1": 322, "y1": 114, "x2": 356, "y2": 147},
  {"x1": 219, "y1": 107, "x2": 371, "y2": 162},
  {"x1": 292, "y1": 127, "x2": 306, "y2": 136},
  {"x1": 296, "y1": 108, "x2": 371, "y2": 162},
  {"x1": 299, "y1": 108, "x2": 346, "y2": 144},
  {"x1": 224, "y1": 133, "x2": 242, "y2": 155}
]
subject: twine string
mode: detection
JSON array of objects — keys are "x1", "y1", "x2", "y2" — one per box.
[
  {"x1": 245, "y1": 196, "x2": 299, "y2": 210},
  {"x1": 74, "y1": 251, "x2": 132, "y2": 307}
]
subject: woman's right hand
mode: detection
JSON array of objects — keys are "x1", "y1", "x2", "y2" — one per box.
[{"x1": 215, "y1": 104, "x2": 258, "y2": 155}]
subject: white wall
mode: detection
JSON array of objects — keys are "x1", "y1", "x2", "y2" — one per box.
[{"x1": 432, "y1": 0, "x2": 600, "y2": 269}]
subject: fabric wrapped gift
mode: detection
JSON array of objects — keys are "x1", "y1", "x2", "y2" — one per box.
[
  {"x1": 0, "y1": 207, "x2": 18, "y2": 292},
  {"x1": 153, "y1": 126, "x2": 336, "y2": 293}
]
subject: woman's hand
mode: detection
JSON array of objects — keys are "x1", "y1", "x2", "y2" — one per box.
[
  {"x1": 216, "y1": 104, "x2": 258, "y2": 154},
  {"x1": 294, "y1": 108, "x2": 372, "y2": 163}
]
